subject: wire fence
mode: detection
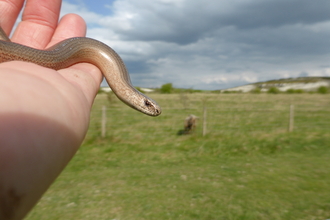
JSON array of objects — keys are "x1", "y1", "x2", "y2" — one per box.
[{"x1": 86, "y1": 99, "x2": 330, "y2": 140}]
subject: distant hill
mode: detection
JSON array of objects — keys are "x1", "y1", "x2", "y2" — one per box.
[{"x1": 221, "y1": 77, "x2": 330, "y2": 93}]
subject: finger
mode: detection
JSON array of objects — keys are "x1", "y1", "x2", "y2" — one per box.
[
  {"x1": 11, "y1": 0, "x2": 62, "y2": 49},
  {"x1": 0, "y1": 0, "x2": 25, "y2": 34},
  {"x1": 48, "y1": 13, "x2": 86, "y2": 46}
]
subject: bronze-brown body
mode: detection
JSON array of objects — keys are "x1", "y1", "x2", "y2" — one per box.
[{"x1": 0, "y1": 27, "x2": 161, "y2": 116}]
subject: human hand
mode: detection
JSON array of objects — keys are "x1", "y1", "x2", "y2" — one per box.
[{"x1": 0, "y1": 0, "x2": 102, "y2": 219}]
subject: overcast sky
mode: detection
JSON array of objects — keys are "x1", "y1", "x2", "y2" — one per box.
[{"x1": 61, "y1": 0, "x2": 330, "y2": 90}]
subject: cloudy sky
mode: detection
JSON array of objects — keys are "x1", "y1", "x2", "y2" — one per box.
[{"x1": 60, "y1": 0, "x2": 330, "y2": 90}]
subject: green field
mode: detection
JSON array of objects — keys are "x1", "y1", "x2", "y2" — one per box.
[{"x1": 26, "y1": 93, "x2": 330, "y2": 220}]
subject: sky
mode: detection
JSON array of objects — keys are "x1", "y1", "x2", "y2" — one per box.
[{"x1": 60, "y1": 0, "x2": 330, "y2": 90}]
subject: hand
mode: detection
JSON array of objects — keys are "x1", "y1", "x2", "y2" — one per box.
[{"x1": 0, "y1": 0, "x2": 102, "y2": 219}]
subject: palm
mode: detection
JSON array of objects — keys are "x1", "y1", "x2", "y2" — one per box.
[{"x1": 0, "y1": 1, "x2": 103, "y2": 219}]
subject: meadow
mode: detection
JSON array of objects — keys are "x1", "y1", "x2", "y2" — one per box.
[{"x1": 26, "y1": 93, "x2": 330, "y2": 220}]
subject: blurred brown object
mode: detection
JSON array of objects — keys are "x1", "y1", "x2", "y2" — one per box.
[{"x1": 184, "y1": 114, "x2": 198, "y2": 134}]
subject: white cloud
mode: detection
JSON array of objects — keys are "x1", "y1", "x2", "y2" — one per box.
[
  {"x1": 61, "y1": 0, "x2": 330, "y2": 90},
  {"x1": 61, "y1": 1, "x2": 102, "y2": 24}
]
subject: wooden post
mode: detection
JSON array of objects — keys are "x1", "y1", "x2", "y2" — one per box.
[
  {"x1": 203, "y1": 107, "x2": 207, "y2": 136},
  {"x1": 289, "y1": 104, "x2": 294, "y2": 132},
  {"x1": 101, "y1": 105, "x2": 107, "y2": 138}
]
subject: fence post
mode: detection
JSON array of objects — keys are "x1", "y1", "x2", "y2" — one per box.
[
  {"x1": 288, "y1": 104, "x2": 294, "y2": 132},
  {"x1": 101, "y1": 105, "x2": 107, "y2": 138},
  {"x1": 203, "y1": 107, "x2": 207, "y2": 136}
]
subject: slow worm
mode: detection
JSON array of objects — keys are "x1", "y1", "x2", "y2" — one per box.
[{"x1": 0, "y1": 27, "x2": 161, "y2": 116}]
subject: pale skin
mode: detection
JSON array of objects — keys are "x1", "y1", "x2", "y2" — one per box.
[{"x1": 0, "y1": 0, "x2": 103, "y2": 219}]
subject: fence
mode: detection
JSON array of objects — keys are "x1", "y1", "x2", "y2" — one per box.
[{"x1": 87, "y1": 101, "x2": 330, "y2": 140}]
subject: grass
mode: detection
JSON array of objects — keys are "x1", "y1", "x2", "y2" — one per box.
[{"x1": 26, "y1": 93, "x2": 330, "y2": 220}]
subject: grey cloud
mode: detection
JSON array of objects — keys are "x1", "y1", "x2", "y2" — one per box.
[
  {"x1": 124, "y1": 60, "x2": 152, "y2": 74},
  {"x1": 73, "y1": 0, "x2": 330, "y2": 89},
  {"x1": 299, "y1": 71, "x2": 309, "y2": 77},
  {"x1": 218, "y1": 25, "x2": 330, "y2": 57},
  {"x1": 220, "y1": 0, "x2": 330, "y2": 29},
  {"x1": 110, "y1": 0, "x2": 330, "y2": 45}
]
